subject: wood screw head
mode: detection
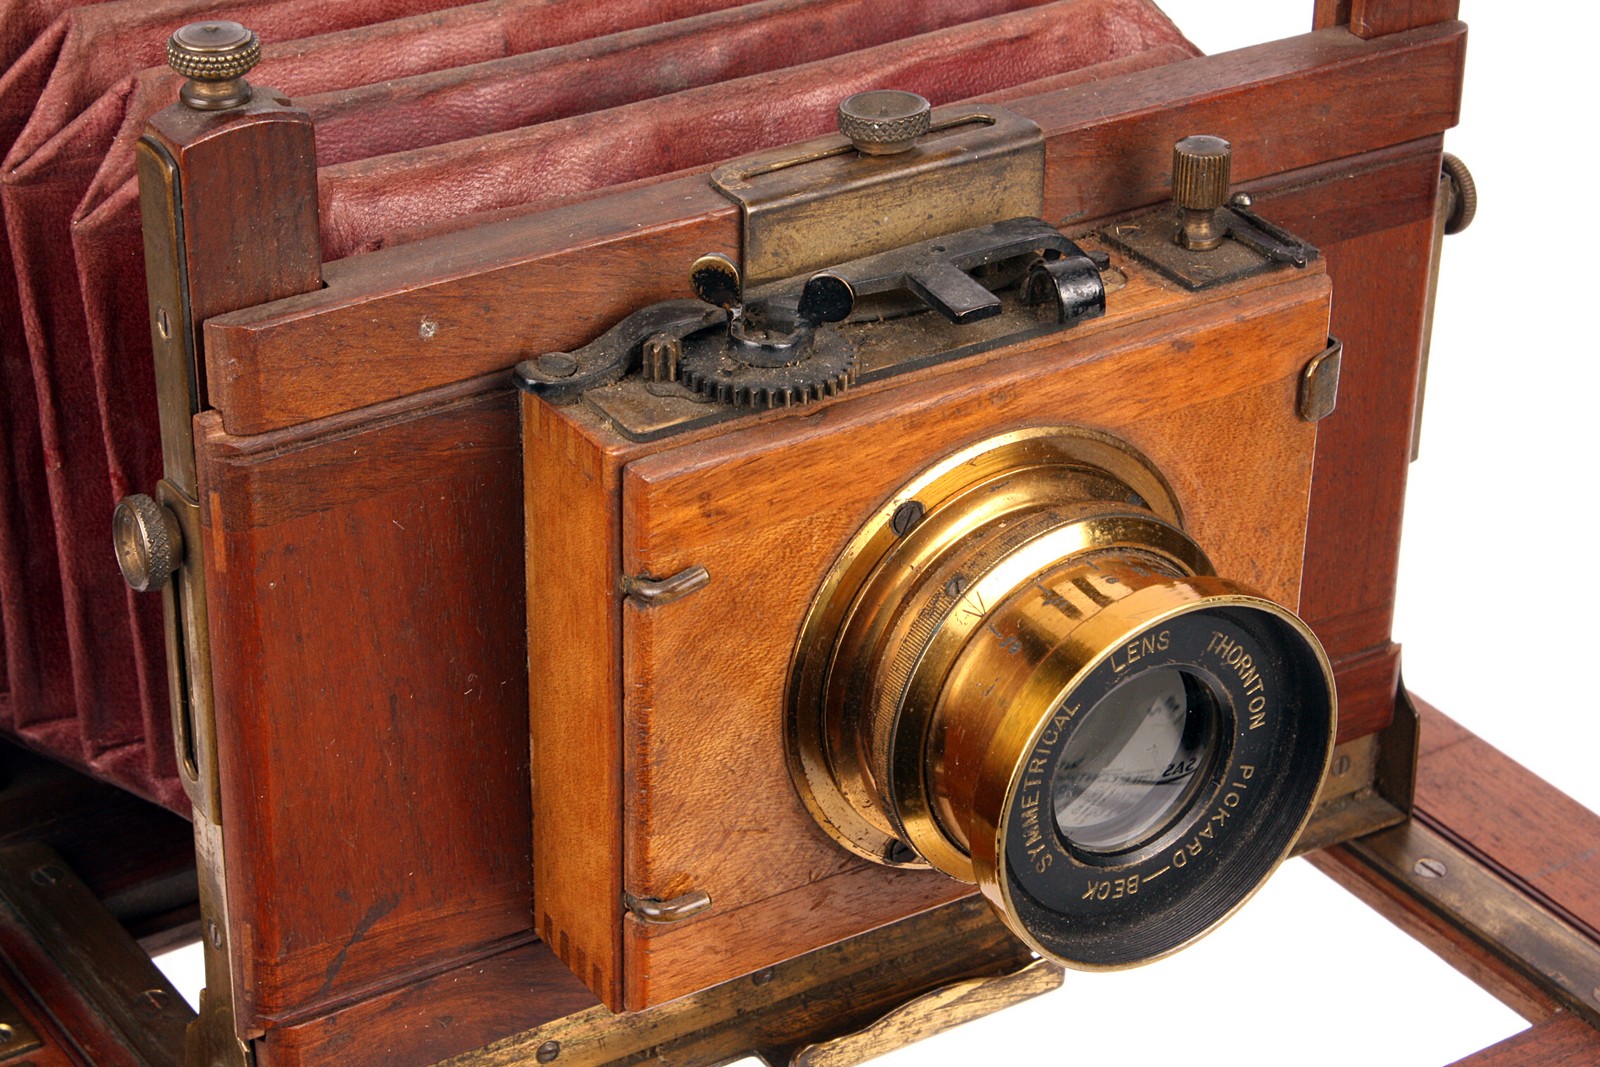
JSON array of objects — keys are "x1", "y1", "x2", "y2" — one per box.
[
  {"x1": 891, "y1": 500, "x2": 925, "y2": 536},
  {"x1": 1413, "y1": 857, "x2": 1447, "y2": 879},
  {"x1": 535, "y1": 1040, "x2": 561, "y2": 1062},
  {"x1": 30, "y1": 865, "x2": 62, "y2": 886}
]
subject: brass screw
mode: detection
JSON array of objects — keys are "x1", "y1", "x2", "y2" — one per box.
[
  {"x1": 1413, "y1": 857, "x2": 1447, "y2": 879},
  {"x1": 534, "y1": 353, "x2": 578, "y2": 379},
  {"x1": 1441, "y1": 152, "x2": 1477, "y2": 235},
  {"x1": 0, "y1": 1022, "x2": 15, "y2": 1043},
  {"x1": 168, "y1": 21, "x2": 261, "y2": 111},
  {"x1": 891, "y1": 501, "x2": 925, "y2": 536}
]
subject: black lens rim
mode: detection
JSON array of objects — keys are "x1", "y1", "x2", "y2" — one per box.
[{"x1": 998, "y1": 603, "x2": 1334, "y2": 968}]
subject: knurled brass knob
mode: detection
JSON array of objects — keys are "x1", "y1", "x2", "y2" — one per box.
[
  {"x1": 113, "y1": 494, "x2": 183, "y2": 593},
  {"x1": 167, "y1": 21, "x2": 260, "y2": 111},
  {"x1": 1171, "y1": 135, "x2": 1232, "y2": 251},
  {"x1": 837, "y1": 91, "x2": 932, "y2": 155}
]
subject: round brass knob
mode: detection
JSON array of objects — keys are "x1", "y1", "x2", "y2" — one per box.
[
  {"x1": 113, "y1": 494, "x2": 183, "y2": 593},
  {"x1": 167, "y1": 21, "x2": 260, "y2": 111},
  {"x1": 1172, "y1": 135, "x2": 1232, "y2": 250},
  {"x1": 837, "y1": 91, "x2": 932, "y2": 155}
]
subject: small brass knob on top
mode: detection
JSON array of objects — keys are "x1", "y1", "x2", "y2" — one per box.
[
  {"x1": 167, "y1": 21, "x2": 260, "y2": 111},
  {"x1": 113, "y1": 494, "x2": 183, "y2": 593},
  {"x1": 1171, "y1": 135, "x2": 1232, "y2": 251},
  {"x1": 837, "y1": 91, "x2": 932, "y2": 155}
]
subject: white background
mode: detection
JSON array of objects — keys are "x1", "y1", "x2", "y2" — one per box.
[{"x1": 159, "y1": 3, "x2": 1598, "y2": 1064}]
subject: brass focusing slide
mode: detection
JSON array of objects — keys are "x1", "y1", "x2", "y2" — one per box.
[{"x1": 789, "y1": 427, "x2": 1336, "y2": 967}]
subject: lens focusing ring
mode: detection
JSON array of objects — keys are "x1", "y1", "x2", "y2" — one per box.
[{"x1": 787, "y1": 427, "x2": 1336, "y2": 969}]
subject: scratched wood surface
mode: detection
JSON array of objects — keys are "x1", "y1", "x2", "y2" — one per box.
[
  {"x1": 196, "y1": 381, "x2": 532, "y2": 1029},
  {"x1": 1349, "y1": 0, "x2": 1461, "y2": 39},
  {"x1": 608, "y1": 264, "x2": 1331, "y2": 1008},
  {"x1": 252, "y1": 938, "x2": 596, "y2": 1067}
]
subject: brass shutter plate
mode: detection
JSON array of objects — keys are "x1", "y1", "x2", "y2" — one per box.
[{"x1": 710, "y1": 105, "x2": 1044, "y2": 286}]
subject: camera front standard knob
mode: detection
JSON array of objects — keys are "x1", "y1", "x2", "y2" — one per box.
[
  {"x1": 1172, "y1": 135, "x2": 1232, "y2": 251},
  {"x1": 113, "y1": 494, "x2": 184, "y2": 593}
]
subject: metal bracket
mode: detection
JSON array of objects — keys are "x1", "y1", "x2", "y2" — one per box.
[
  {"x1": 1299, "y1": 337, "x2": 1344, "y2": 422},
  {"x1": 1102, "y1": 203, "x2": 1318, "y2": 291},
  {"x1": 622, "y1": 566, "x2": 712, "y2": 607},
  {"x1": 623, "y1": 889, "x2": 713, "y2": 925},
  {"x1": 1343, "y1": 820, "x2": 1600, "y2": 1027},
  {"x1": 0, "y1": 844, "x2": 194, "y2": 1066},
  {"x1": 711, "y1": 105, "x2": 1044, "y2": 285}
]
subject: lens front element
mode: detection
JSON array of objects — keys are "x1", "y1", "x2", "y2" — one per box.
[
  {"x1": 1052, "y1": 667, "x2": 1220, "y2": 855},
  {"x1": 787, "y1": 428, "x2": 1336, "y2": 970}
]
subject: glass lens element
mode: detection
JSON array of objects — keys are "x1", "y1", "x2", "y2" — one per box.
[{"x1": 1051, "y1": 668, "x2": 1217, "y2": 854}]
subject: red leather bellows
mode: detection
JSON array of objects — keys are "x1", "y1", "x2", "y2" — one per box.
[{"x1": 1, "y1": 0, "x2": 1197, "y2": 810}]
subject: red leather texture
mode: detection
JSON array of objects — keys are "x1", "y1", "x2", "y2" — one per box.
[{"x1": 1, "y1": 0, "x2": 1197, "y2": 809}]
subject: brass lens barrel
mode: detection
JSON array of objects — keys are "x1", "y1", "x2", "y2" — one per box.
[{"x1": 787, "y1": 427, "x2": 1335, "y2": 968}]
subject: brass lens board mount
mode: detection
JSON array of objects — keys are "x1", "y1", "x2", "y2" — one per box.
[{"x1": 786, "y1": 427, "x2": 1337, "y2": 968}]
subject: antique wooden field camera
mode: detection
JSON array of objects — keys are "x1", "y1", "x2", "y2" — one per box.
[{"x1": 3, "y1": 1, "x2": 1598, "y2": 1065}]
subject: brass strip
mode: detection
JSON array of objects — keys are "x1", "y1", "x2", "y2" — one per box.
[
  {"x1": 436, "y1": 897, "x2": 1033, "y2": 1067},
  {"x1": 711, "y1": 105, "x2": 1044, "y2": 285},
  {"x1": 789, "y1": 959, "x2": 1063, "y2": 1067},
  {"x1": 136, "y1": 136, "x2": 222, "y2": 825},
  {"x1": 188, "y1": 819, "x2": 254, "y2": 1067},
  {"x1": 135, "y1": 137, "x2": 200, "y2": 496},
  {"x1": 1342, "y1": 821, "x2": 1600, "y2": 1027},
  {"x1": 136, "y1": 131, "x2": 245, "y2": 1067},
  {"x1": 1412, "y1": 166, "x2": 1455, "y2": 460}
]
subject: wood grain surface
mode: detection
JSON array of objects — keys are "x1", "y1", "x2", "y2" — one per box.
[
  {"x1": 201, "y1": 23, "x2": 1462, "y2": 436},
  {"x1": 608, "y1": 263, "x2": 1330, "y2": 1007},
  {"x1": 1450, "y1": 1015, "x2": 1600, "y2": 1067},
  {"x1": 197, "y1": 382, "x2": 532, "y2": 1028},
  {"x1": 1350, "y1": 0, "x2": 1460, "y2": 39}
]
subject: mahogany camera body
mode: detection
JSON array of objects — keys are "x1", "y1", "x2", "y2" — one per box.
[{"x1": 11, "y1": 5, "x2": 1598, "y2": 1067}]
